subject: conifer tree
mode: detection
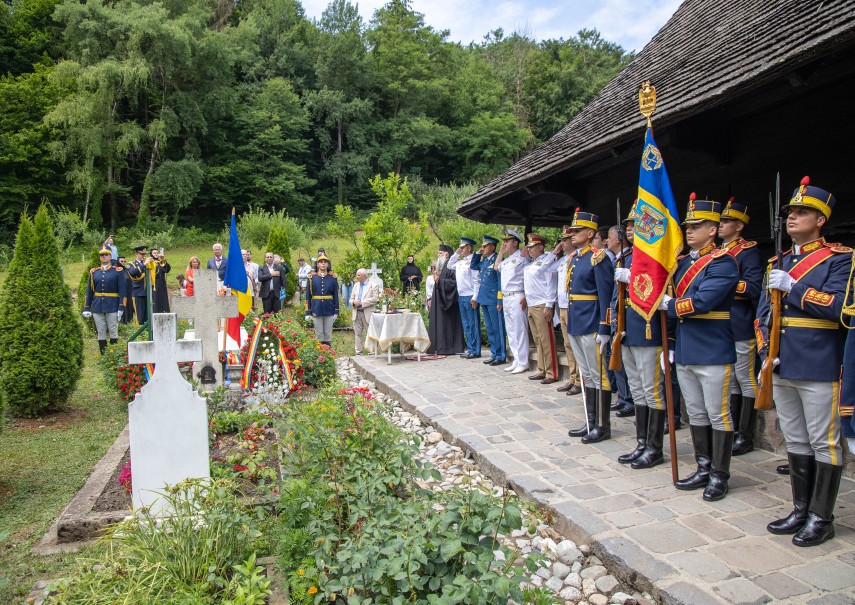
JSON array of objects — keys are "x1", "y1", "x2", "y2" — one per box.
[{"x1": 0, "y1": 206, "x2": 84, "y2": 417}]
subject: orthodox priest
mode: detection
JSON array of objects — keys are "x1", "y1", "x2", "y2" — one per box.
[{"x1": 426, "y1": 244, "x2": 465, "y2": 355}]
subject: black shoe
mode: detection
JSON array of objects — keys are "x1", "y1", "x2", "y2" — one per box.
[
  {"x1": 768, "y1": 453, "x2": 815, "y2": 535},
  {"x1": 582, "y1": 390, "x2": 612, "y2": 444},
  {"x1": 109, "y1": 338, "x2": 118, "y2": 345},
  {"x1": 732, "y1": 396, "x2": 757, "y2": 456},
  {"x1": 464, "y1": 353, "x2": 480, "y2": 359},
  {"x1": 483, "y1": 358, "x2": 496, "y2": 364},
  {"x1": 777, "y1": 463, "x2": 790, "y2": 475},
  {"x1": 569, "y1": 387, "x2": 597, "y2": 437},
  {"x1": 792, "y1": 462, "x2": 843, "y2": 547},
  {"x1": 675, "y1": 425, "x2": 712, "y2": 490},
  {"x1": 489, "y1": 359, "x2": 507, "y2": 366},
  {"x1": 703, "y1": 430, "x2": 734, "y2": 501},
  {"x1": 98, "y1": 339, "x2": 107, "y2": 354},
  {"x1": 632, "y1": 408, "x2": 666, "y2": 469},
  {"x1": 610, "y1": 401, "x2": 622, "y2": 411},
  {"x1": 619, "y1": 405, "x2": 648, "y2": 464},
  {"x1": 567, "y1": 384, "x2": 582, "y2": 396},
  {"x1": 616, "y1": 404, "x2": 635, "y2": 418}
]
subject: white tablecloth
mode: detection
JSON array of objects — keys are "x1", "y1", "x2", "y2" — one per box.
[{"x1": 365, "y1": 312, "x2": 430, "y2": 355}]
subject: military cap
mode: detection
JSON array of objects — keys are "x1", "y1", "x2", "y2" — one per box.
[
  {"x1": 568, "y1": 209, "x2": 599, "y2": 231},
  {"x1": 781, "y1": 176, "x2": 836, "y2": 219},
  {"x1": 559, "y1": 226, "x2": 575, "y2": 240},
  {"x1": 317, "y1": 252, "x2": 330, "y2": 262},
  {"x1": 482, "y1": 235, "x2": 499, "y2": 245},
  {"x1": 133, "y1": 245, "x2": 149, "y2": 253},
  {"x1": 502, "y1": 228, "x2": 523, "y2": 243},
  {"x1": 720, "y1": 196, "x2": 750, "y2": 224},
  {"x1": 459, "y1": 237, "x2": 477, "y2": 247},
  {"x1": 683, "y1": 193, "x2": 721, "y2": 224},
  {"x1": 622, "y1": 201, "x2": 640, "y2": 225},
  {"x1": 525, "y1": 233, "x2": 547, "y2": 247},
  {"x1": 98, "y1": 246, "x2": 112, "y2": 256}
]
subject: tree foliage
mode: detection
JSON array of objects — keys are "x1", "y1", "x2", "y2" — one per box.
[
  {"x1": 0, "y1": 206, "x2": 83, "y2": 418},
  {"x1": 0, "y1": 0, "x2": 633, "y2": 234}
]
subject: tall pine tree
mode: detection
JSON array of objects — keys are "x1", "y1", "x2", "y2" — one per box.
[{"x1": 0, "y1": 206, "x2": 84, "y2": 418}]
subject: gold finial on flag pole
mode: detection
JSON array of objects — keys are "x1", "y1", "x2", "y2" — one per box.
[{"x1": 639, "y1": 81, "x2": 657, "y2": 126}]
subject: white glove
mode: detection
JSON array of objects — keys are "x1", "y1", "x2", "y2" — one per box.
[
  {"x1": 658, "y1": 294, "x2": 673, "y2": 311},
  {"x1": 117, "y1": 310, "x2": 123, "y2": 321},
  {"x1": 596, "y1": 334, "x2": 609, "y2": 353},
  {"x1": 82, "y1": 311, "x2": 92, "y2": 319},
  {"x1": 332, "y1": 315, "x2": 338, "y2": 322},
  {"x1": 614, "y1": 268, "x2": 631, "y2": 284},
  {"x1": 768, "y1": 269, "x2": 795, "y2": 293},
  {"x1": 660, "y1": 349, "x2": 674, "y2": 370},
  {"x1": 757, "y1": 358, "x2": 780, "y2": 383}
]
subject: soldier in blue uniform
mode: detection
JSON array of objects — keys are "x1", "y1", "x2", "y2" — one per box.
[
  {"x1": 718, "y1": 198, "x2": 764, "y2": 455},
  {"x1": 757, "y1": 176, "x2": 851, "y2": 547},
  {"x1": 661, "y1": 196, "x2": 739, "y2": 501},
  {"x1": 614, "y1": 205, "x2": 670, "y2": 468},
  {"x1": 470, "y1": 235, "x2": 506, "y2": 365},
  {"x1": 126, "y1": 245, "x2": 150, "y2": 325},
  {"x1": 565, "y1": 210, "x2": 615, "y2": 443},
  {"x1": 82, "y1": 246, "x2": 128, "y2": 353},
  {"x1": 306, "y1": 253, "x2": 339, "y2": 346}
]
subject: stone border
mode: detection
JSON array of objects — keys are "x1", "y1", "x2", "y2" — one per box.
[{"x1": 352, "y1": 356, "x2": 692, "y2": 605}]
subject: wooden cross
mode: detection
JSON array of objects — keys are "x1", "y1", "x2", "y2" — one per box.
[
  {"x1": 172, "y1": 270, "x2": 238, "y2": 387},
  {"x1": 128, "y1": 314, "x2": 202, "y2": 381}
]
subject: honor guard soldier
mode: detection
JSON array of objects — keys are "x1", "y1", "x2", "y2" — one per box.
[
  {"x1": 82, "y1": 246, "x2": 128, "y2": 354},
  {"x1": 614, "y1": 205, "x2": 669, "y2": 468},
  {"x1": 305, "y1": 253, "x2": 340, "y2": 346},
  {"x1": 522, "y1": 234, "x2": 559, "y2": 384},
  {"x1": 757, "y1": 177, "x2": 851, "y2": 547},
  {"x1": 452, "y1": 237, "x2": 482, "y2": 358},
  {"x1": 660, "y1": 195, "x2": 739, "y2": 501},
  {"x1": 496, "y1": 229, "x2": 530, "y2": 374},
  {"x1": 565, "y1": 210, "x2": 615, "y2": 443},
  {"x1": 470, "y1": 235, "x2": 506, "y2": 365},
  {"x1": 718, "y1": 198, "x2": 763, "y2": 455},
  {"x1": 126, "y1": 245, "x2": 150, "y2": 325}
]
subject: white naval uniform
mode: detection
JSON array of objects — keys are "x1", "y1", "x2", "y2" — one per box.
[{"x1": 498, "y1": 250, "x2": 529, "y2": 368}]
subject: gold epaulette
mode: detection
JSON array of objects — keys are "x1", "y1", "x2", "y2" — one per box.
[
  {"x1": 329, "y1": 272, "x2": 338, "y2": 278},
  {"x1": 89, "y1": 267, "x2": 99, "y2": 273},
  {"x1": 591, "y1": 248, "x2": 606, "y2": 266},
  {"x1": 711, "y1": 248, "x2": 729, "y2": 259},
  {"x1": 741, "y1": 240, "x2": 757, "y2": 248},
  {"x1": 826, "y1": 243, "x2": 853, "y2": 254}
]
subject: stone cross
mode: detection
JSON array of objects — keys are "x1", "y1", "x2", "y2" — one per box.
[
  {"x1": 172, "y1": 269, "x2": 238, "y2": 389},
  {"x1": 128, "y1": 313, "x2": 208, "y2": 513},
  {"x1": 367, "y1": 261, "x2": 384, "y2": 290}
]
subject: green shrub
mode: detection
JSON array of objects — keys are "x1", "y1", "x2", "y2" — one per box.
[
  {"x1": 49, "y1": 205, "x2": 88, "y2": 253},
  {"x1": 210, "y1": 410, "x2": 270, "y2": 436},
  {"x1": 47, "y1": 479, "x2": 270, "y2": 604},
  {"x1": 233, "y1": 206, "x2": 308, "y2": 251},
  {"x1": 0, "y1": 206, "x2": 84, "y2": 417}
]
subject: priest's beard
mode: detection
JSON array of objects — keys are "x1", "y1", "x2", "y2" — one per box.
[{"x1": 436, "y1": 255, "x2": 447, "y2": 274}]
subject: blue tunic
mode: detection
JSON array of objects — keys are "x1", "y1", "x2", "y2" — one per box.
[
  {"x1": 470, "y1": 252, "x2": 499, "y2": 305},
  {"x1": 611, "y1": 248, "x2": 666, "y2": 347},
  {"x1": 126, "y1": 259, "x2": 149, "y2": 296},
  {"x1": 83, "y1": 265, "x2": 128, "y2": 313},
  {"x1": 666, "y1": 246, "x2": 739, "y2": 365},
  {"x1": 756, "y1": 238, "x2": 851, "y2": 382},
  {"x1": 306, "y1": 272, "x2": 340, "y2": 316},
  {"x1": 567, "y1": 245, "x2": 613, "y2": 336},
  {"x1": 722, "y1": 238, "x2": 763, "y2": 342}
]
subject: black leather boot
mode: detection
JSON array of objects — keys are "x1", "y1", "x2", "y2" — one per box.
[
  {"x1": 98, "y1": 339, "x2": 107, "y2": 354},
  {"x1": 618, "y1": 405, "x2": 648, "y2": 464},
  {"x1": 569, "y1": 387, "x2": 597, "y2": 437},
  {"x1": 703, "y1": 430, "x2": 734, "y2": 501},
  {"x1": 632, "y1": 408, "x2": 665, "y2": 469},
  {"x1": 732, "y1": 396, "x2": 757, "y2": 455},
  {"x1": 768, "y1": 453, "x2": 815, "y2": 535},
  {"x1": 793, "y1": 462, "x2": 843, "y2": 547},
  {"x1": 674, "y1": 425, "x2": 712, "y2": 490},
  {"x1": 729, "y1": 394, "x2": 742, "y2": 436},
  {"x1": 582, "y1": 389, "x2": 612, "y2": 443},
  {"x1": 110, "y1": 338, "x2": 118, "y2": 345},
  {"x1": 777, "y1": 463, "x2": 790, "y2": 475}
]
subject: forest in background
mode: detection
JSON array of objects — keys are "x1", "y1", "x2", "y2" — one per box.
[{"x1": 0, "y1": 0, "x2": 632, "y2": 240}]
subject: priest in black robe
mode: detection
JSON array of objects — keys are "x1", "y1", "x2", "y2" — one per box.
[
  {"x1": 427, "y1": 244, "x2": 465, "y2": 355},
  {"x1": 150, "y1": 248, "x2": 171, "y2": 313}
]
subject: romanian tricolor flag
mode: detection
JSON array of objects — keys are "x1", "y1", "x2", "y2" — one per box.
[
  {"x1": 223, "y1": 210, "x2": 252, "y2": 347},
  {"x1": 628, "y1": 127, "x2": 683, "y2": 329}
]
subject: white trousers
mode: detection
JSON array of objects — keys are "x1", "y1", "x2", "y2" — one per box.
[
  {"x1": 677, "y1": 364, "x2": 733, "y2": 431},
  {"x1": 504, "y1": 293, "x2": 529, "y2": 368},
  {"x1": 729, "y1": 339, "x2": 758, "y2": 398},
  {"x1": 622, "y1": 345, "x2": 664, "y2": 410}
]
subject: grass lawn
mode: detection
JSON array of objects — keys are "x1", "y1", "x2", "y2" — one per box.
[{"x1": 0, "y1": 337, "x2": 128, "y2": 602}]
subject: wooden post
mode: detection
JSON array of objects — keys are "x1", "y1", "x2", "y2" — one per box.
[{"x1": 660, "y1": 309, "x2": 679, "y2": 482}]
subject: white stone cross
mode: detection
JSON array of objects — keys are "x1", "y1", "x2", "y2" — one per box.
[
  {"x1": 172, "y1": 269, "x2": 238, "y2": 389},
  {"x1": 367, "y1": 261, "x2": 384, "y2": 290},
  {"x1": 128, "y1": 313, "x2": 209, "y2": 513}
]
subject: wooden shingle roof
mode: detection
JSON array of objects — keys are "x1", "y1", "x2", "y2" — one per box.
[{"x1": 459, "y1": 0, "x2": 855, "y2": 221}]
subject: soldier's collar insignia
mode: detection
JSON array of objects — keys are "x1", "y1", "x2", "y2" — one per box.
[
  {"x1": 801, "y1": 238, "x2": 826, "y2": 253},
  {"x1": 698, "y1": 243, "x2": 716, "y2": 257}
]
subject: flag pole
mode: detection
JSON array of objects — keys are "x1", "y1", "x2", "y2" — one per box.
[
  {"x1": 222, "y1": 208, "x2": 235, "y2": 382},
  {"x1": 660, "y1": 309, "x2": 679, "y2": 482}
]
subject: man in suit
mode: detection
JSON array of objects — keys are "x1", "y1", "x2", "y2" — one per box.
[
  {"x1": 258, "y1": 252, "x2": 284, "y2": 314},
  {"x1": 350, "y1": 268, "x2": 380, "y2": 354},
  {"x1": 207, "y1": 243, "x2": 227, "y2": 286}
]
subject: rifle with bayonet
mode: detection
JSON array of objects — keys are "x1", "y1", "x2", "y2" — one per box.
[
  {"x1": 756, "y1": 173, "x2": 782, "y2": 409},
  {"x1": 609, "y1": 198, "x2": 626, "y2": 371}
]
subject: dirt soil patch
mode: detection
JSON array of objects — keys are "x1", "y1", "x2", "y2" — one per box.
[{"x1": 12, "y1": 407, "x2": 88, "y2": 431}]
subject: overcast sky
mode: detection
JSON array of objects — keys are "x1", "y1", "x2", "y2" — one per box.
[{"x1": 299, "y1": 0, "x2": 684, "y2": 52}]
